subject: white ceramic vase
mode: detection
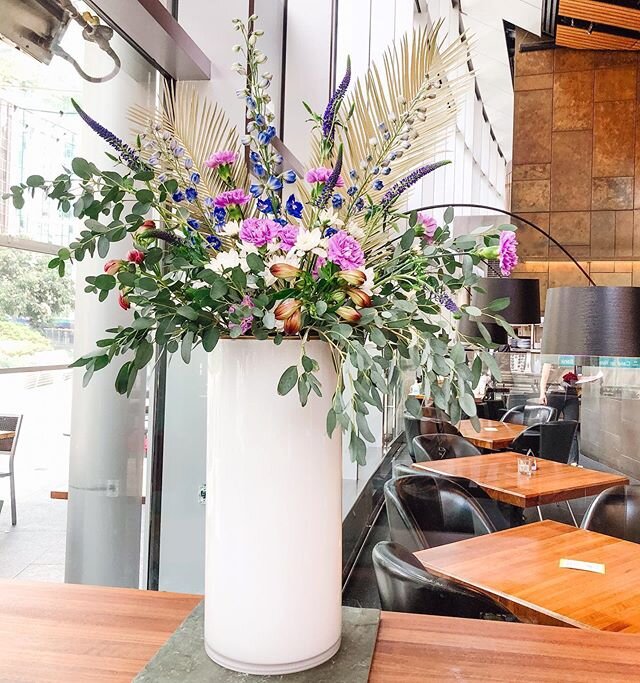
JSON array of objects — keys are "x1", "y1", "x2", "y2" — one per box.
[{"x1": 204, "y1": 338, "x2": 343, "y2": 674}]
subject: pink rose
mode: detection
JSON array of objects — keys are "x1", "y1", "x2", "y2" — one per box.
[
  {"x1": 126, "y1": 249, "x2": 145, "y2": 264},
  {"x1": 104, "y1": 259, "x2": 122, "y2": 275}
]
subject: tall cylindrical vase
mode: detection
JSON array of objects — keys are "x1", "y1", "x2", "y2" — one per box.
[{"x1": 205, "y1": 338, "x2": 343, "y2": 674}]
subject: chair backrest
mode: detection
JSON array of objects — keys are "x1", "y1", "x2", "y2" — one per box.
[
  {"x1": 539, "y1": 420, "x2": 578, "y2": 464},
  {"x1": 413, "y1": 434, "x2": 481, "y2": 462},
  {"x1": 581, "y1": 485, "x2": 640, "y2": 544},
  {"x1": 522, "y1": 404, "x2": 557, "y2": 426},
  {"x1": 478, "y1": 399, "x2": 506, "y2": 421},
  {"x1": 501, "y1": 405, "x2": 525, "y2": 425},
  {"x1": 404, "y1": 415, "x2": 461, "y2": 461},
  {"x1": 510, "y1": 424, "x2": 541, "y2": 455},
  {"x1": 0, "y1": 414, "x2": 23, "y2": 457},
  {"x1": 506, "y1": 393, "x2": 536, "y2": 410},
  {"x1": 384, "y1": 474, "x2": 495, "y2": 552},
  {"x1": 372, "y1": 541, "x2": 517, "y2": 619}
]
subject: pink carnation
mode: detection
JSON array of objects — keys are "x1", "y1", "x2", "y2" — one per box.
[
  {"x1": 417, "y1": 212, "x2": 438, "y2": 241},
  {"x1": 277, "y1": 223, "x2": 299, "y2": 252},
  {"x1": 305, "y1": 167, "x2": 345, "y2": 187},
  {"x1": 327, "y1": 230, "x2": 365, "y2": 270},
  {"x1": 213, "y1": 188, "x2": 251, "y2": 208},
  {"x1": 499, "y1": 231, "x2": 518, "y2": 277},
  {"x1": 239, "y1": 217, "x2": 280, "y2": 247},
  {"x1": 204, "y1": 150, "x2": 237, "y2": 168}
]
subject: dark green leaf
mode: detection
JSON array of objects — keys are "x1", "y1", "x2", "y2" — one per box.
[
  {"x1": 134, "y1": 340, "x2": 154, "y2": 369},
  {"x1": 326, "y1": 408, "x2": 337, "y2": 437},
  {"x1": 405, "y1": 396, "x2": 422, "y2": 418},
  {"x1": 137, "y1": 277, "x2": 157, "y2": 291},
  {"x1": 202, "y1": 327, "x2": 220, "y2": 352},
  {"x1": 400, "y1": 227, "x2": 415, "y2": 251},
  {"x1": 277, "y1": 365, "x2": 298, "y2": 395},
  {"x1": 136, "y1": 189, "x2": 154, "y2": 203},
  {"x1": 176, "y1": 305, "x2": 198, "y2": 321},
  {"x1": 459, "y1": 391, "x2": 477, "y2": 418},
  {"x1": 487, "y1": 297, "x2": 510, "y2": 312},
  {"x1": 301, "y1": 355, "x2": 314, "y2": 373},
  {"x1": 181, "y1": 330, "x2": 194, "y2": 363},
  {"x1": 26, "y1": 175, "x2": 45, "y2": 188},
  {"x1": 115, "y1": 361, "x2": 132, "y2": 394},
  {"x1": 349, "y1": 432, "x2": 367, "y2": 465},
  {"x1": 97, "y1": 235, "x2": 110, "y2": 258},
  {"x1": 132, "y1": 317, "x2": 154, "y2": 331},
  {"x1": 210, "y1": 279, "x2": 228, "y2": 300},
  {"x1": 94, "y1": 274, "x2": 116, "y2": 290},
  {"x1": 71, "y1": 157, "x2": 92, "y2": 179},
  {"x1": 246, "y1": 252, "x2": 264, "y2": 274},
  {"x1": 444, "y1": 206, "x2": 454, "y2": 224}
]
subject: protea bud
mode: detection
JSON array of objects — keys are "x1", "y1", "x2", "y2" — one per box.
[
  {"x1": 118, "y1": 292, "x2": 130, "y2": 310},
  {"x1": 336, "y1": 306, "x2": 361, "y2": 324},
  {"x1": 270, "y1": 263, "x2": 302, "y2": 280},
  {"x1": 126, "y1": 249, "x2": 145, "y2": 264},
  {"x1": 274, "y1": 299, "x2": 302, "y2": 320},
  {"x1": 337, "y1": 269, "x2": 365, "y2": 286},
  {"x1": 283, "y1": 309, "x2": 302, "y2": 335},
  {"x1": 104, "y1": 259, "x2": 122, "y2": 275},
  {"x1": 347, "y1": 288, "x2": 372, "y2": 308}
]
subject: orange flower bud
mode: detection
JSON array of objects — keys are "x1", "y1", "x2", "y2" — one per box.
[
  {"x1": 141, "y1": 219, "x2": 156, "y2": 229},
  {"x1": 337, "y1": 269, "x2": 366, "y2": 286},
  {"x1": 336, "y1": 306, "x2": 361, "y2": 324},
  {"x1": 347, "y1": 288, "x2": 372, "y2": 308},
  {"x1": 118, "y1": 292, "x2": 130, "y2": 310},
  {"x1": 270, "y1": 263, "x2": 302, "y2": 280},
  {"x1": 104, "y1": 259, "x2": 122, "y2": 275},
  {"x1": 283, "y1": 309, "x2": 302, "y2": 335},
  {"x1": 274, "y1": 299, "x2": 301, "y2": 320}
]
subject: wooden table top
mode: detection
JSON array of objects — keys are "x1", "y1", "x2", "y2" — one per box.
[
  {"x1": 415, "y1": 520, "x2": 640, "y2": 633},
  {"x1": 412, "y1": 451, "x2": 629, "y2": 507},
  {"x1": 0, "y1": 431, "x2": 15, "y2": 441},
  {"x1": 459, "y1": 418, "x2": 526, "y2": 449},
  {"x1": 2, "y1": 580, "x2": 640, "y2": 682}
]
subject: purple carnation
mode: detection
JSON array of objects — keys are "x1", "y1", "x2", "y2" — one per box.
[
  {"x1": 327, "y1": 230, "x2": 365, "y2": 270},
  {"x1": 499, "y1": 231, "x2": 518, "y2": 276},
  {"x1": 204, "y1": 150, "x2": 237, "y2": 168},
  {"x1": 277, "y1": 223, "x2": 299, "y2": 252},
  {"x1": 214, "y1": 188, "x2": 251, "y2": 208},
  {"x1": 239, "y1": 217, "x2": 280, "y2": 247},
  {"x1": 229, "y1": 295, "x2": 253, "y2": 334}
]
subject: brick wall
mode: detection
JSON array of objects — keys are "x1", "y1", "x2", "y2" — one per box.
[{"x1": 511, "y1": 30, "x2": 640, "y2": 308}]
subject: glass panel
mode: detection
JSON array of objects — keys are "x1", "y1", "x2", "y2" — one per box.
[{"x1": 0, "y1": 246, "x2": 75, "y2": 368}]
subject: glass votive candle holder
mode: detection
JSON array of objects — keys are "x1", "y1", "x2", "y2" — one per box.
[{"x1": 517, "y1": 453, "x2": 532, "y2": 476}]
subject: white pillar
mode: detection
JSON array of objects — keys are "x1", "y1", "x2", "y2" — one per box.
[{"x1": 65, "y1": 39, "x2": 155, "y2": 587}]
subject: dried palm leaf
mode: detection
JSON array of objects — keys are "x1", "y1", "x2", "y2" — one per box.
[
  {"x1": 128, "y1": 81, "x2": 248, "y2": 228},
  {"x1": 311, "y1": 22, "x2": 473, "y2": 240}
]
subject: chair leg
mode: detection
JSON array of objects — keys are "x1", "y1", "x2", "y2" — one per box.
[
  {"x1": 9, "y1": 471, "x2": 16, "y2": 526},
  {"x1": 566, "y1": 500, "x2": 578, "y2": 527},
  {"x1": 537, "y1": 505, "x2": 543, "y2": 522}
]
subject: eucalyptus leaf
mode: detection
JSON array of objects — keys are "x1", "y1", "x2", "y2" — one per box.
[{"x1": 277, "y1": 365, "x2": 298, "y2": 395}]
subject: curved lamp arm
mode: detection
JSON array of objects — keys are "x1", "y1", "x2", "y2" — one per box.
[{"x1": 400, "y1": 202, "x2": 596, "y2": 286}]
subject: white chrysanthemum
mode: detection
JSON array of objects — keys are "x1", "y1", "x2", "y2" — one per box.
[
  {"x1": 317, "y1": 209, "x2": 344, "y2": 227},
  {"x1": 361, "y1": 267, "x2": 376, "y2": 296},
  {"x1": 346, "y1": 221, "x2": 365, "y2": 240},
  {"x1": 222, "y1": 220, "x2": 240, "y2": 236},
  {"x1": 295, "y1": 228, "x2": 323, "y2": 252},
  {"x1": 211, "y1": 250, "x2": 241, "y2": 274}
]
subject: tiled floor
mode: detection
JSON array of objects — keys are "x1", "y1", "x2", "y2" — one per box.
[{"x1": 0, "y1": 370, "x2": 71, "y2": 582}]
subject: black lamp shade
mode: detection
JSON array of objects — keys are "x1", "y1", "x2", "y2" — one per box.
[
  {"x1": 459, "y1": 278, "x2": 541, "y2": 344},
  {"x1": 542, "y1": 286, "x2": 640, "y2": 357}
]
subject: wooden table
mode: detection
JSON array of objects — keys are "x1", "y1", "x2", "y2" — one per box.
[
  {"x1": 415, "y1": 520, "x2": 640, "y2": 633},
  {"x1": 459, "y1": 418, "x2": 526, "y2": 449},
  {"x1": 1, "y1": 580, "x2": 640, "y2": 682},
  {"x1": 413, "y1": 451, "x2": 629, "y2": 507},
  {"x1": 0, "y1": 430, "x2": 15, "y2": 441}
]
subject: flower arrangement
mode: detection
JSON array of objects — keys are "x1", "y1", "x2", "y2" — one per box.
[{"x1": 5, "y1": 17, "x2": 518, "y2": 462}]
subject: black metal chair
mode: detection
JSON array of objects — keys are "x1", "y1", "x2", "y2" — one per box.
[
  {"x1": 413, "y1": 434, "x2": 481, "y2": 462},
  {"x1": 501, "y1": 404, "x2": 557, "y2": 426},
  {"x1": 477, "y1": 398, "x2": 506, "y2": 421},
  {"x1": 581, "y1": 485, "x2": 640, "y2": 544},
  {"x1": 512, "y1": 420, "x2": 580, "y2": 525},
  {"x1": 384, "y1": 474, "x2": 496, "y2": 552},
  {"x1": 0, "y1": 414, "x2": 23, "y2": 526},
  {"x1": 373, "y1": 541, "x2": 518, "y2": 620},
  {"x1": 404, "y1": 414, "x2": 461, "y2": 462}
]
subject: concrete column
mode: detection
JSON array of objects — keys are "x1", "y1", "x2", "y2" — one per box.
[{"x1": 64, "y1": 39, "x2": 155, "y2": 587}]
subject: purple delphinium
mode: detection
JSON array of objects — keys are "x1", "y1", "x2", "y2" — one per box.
[
  {"x1": 315, "y1": 148, "x2": 343, "y2": 209},
  {"x1": 499, "y1": 231, "x2": 519, "y2": 276},
  {"x1": 381, "y1": 161, "x2": 451, "y2": 207},
  {"x1": 437, "y1": 293, "x2": 459, "y2": 313},
  {"x1": 71, "y1": 99, "x2": 148, "y2": 172},
  {"x1": 327, "y1": 230, "x2": 365, "y2": 270},
  {"x1": 322, "y1": 57, "x2": 351, "y2": 142},
  {"x1": 239, "y1": 217, "x2": 280, "y2": 247}
]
